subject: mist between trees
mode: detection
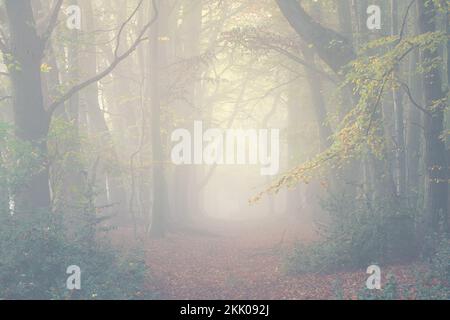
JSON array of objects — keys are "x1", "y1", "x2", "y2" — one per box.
[{"x1": 0, "y1": 0, "x2": 448, "y2": 300}]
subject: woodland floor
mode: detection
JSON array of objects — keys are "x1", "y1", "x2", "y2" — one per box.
[{"x1": 114, "y1": 216, "x2": 418, "y2": 300}]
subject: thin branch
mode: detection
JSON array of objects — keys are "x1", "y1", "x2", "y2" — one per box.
[
  {"x1": 47, "y1": 0, "x2": 159, "y2": 115},
  {"x1": 398, "y1": 80, "x2": 432, "y2": 116},
  {"x1": 398, "y1": 0, "x2": 416, "y2": 43},
  {"x1": 365, "y1": 44, "x2": 418, "y2": 134},
  {"x1": 0, "y1": 32, "x2": 8, "y2": 54},
  {"x1": 367, "y1": 0, "x2": 416, "y2": 135},
  {"x1": 198, "y1": 74, "x2": 252, "y2": 190},
  {"x1": 114, "y1": 0, "x2": 144, "y2": 58},
  {"x1": 270, "y1": 45, "x2": 338, "y2": 84},
  {"x1": 41, "y1": 0, "x2": 64, "y2": 44},
  {"x1": 366, "y1": 77, "x2": 388, "y2": 136},
  {"x1": 0, "y1": 96, "x2": 12, "y2": 102},
  {"x1": 240, "y1": 75, "x2": 302, "y2": 105}
]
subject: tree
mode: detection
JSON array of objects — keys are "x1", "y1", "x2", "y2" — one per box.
[
  {"x1": 275, "y1": 0, "x2": 356, "y2": 74},
  {"x1": 417, "y1": 0, "x2": 448, "y2": 233},
  {"x1": 3, "y1": 0, "x2": 60, "y2": 212},
  {"x1": 1, "y1": 0, "x2": 158, "y2": 215},
  {"x1": 148, "y1": 0, "x2": 169, "y2": 237},
  {"x1": 391, "y1": 0, "x2": 406, "y2": 197}
]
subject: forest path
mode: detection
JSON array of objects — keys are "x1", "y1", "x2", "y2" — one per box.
[
  {"x1": 139, "y1": 216, "x2": 340, "y2": 299},
  {"x1": 137, "y1": 216, "x2": 416, "y2": 299},
  {"x1": 143, "y1": 216, "x2": 315, "y2": 299}
]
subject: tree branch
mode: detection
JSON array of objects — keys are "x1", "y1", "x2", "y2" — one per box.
[
  {"x1": 276, "y1": 0, "x2": 356, "y2": 73},
  {"x1": 271, "y1": 45, "x2": 337, "y2": 84},
  {"x1": 0, "y1": 31, "x2": 8, "y2": 54},
  {"x1": 47, "y1": 0, "x2": 159, "y2": 115},
  {"x1": 41, "y1": 0, "x2": 64, "y2": 44},
  {"x1": 114, "y1": 0, "x2": 144, "y2": 58},
  {"x1": 398, "y1": 80, "x2": 432, "y2": 116},
  {"x1": 398, "y1": 0, "x2": 416, "y2": 43},
  {"x1": 0, "y1": 96, "x2": 12, "y2": 103},
  {"x1": 365, "y1": 43, "x2": 419, "y2": 135}
]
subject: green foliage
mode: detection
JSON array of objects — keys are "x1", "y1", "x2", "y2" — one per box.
[
  {"x1": 331, "y1": 279, "x2": 345, "y2": 300},
  {"x1": 357, "y1": 275, "x2": 400, "y2": 300},
  {"x1": 430, "y1": 236, "x2": 450, "y2": 283},
  {"x1": 327, "y1": 236, "x2": 449, "y2": 300},
  {"x1": 0, "y1": 121, "x2": 155, "y2": 300},
  {"x1": 255, "y1": 32, "x2": 448, "y2": 200},
  {"x1": 0, "y1": 209, "x2": 153, "y2": 300},
  {"x1": 285, "y1": 192, "x2": 417, "y2": 274},
  {"x1": 414, "y1": 235, "x2": 450, "y2": 299},
  {"x1": 356, "y1": 238, "x2": 450, "y2": 300},
  {"x1": 0, "y1": 122, "x2": 44, "y2": 198}
]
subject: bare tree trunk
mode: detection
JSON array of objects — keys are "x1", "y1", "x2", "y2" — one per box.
[
  {"x1": 5, "y1": 0, "x2": 51, "y2": 212},
  {"x1": 337, "y1": 0, "x2": 354, "y2": 45},
  {"x1": 171, "y1": 0, "x2": 204, "y2": 222},
  {"x1": 417, "y1": 0, "x2": 448, "y2": 234},
  {"x1": 82, "y1": 0, "x2": 128, "y2": 222},
  {"x1": 406, "y1": 48, "x2": 423, "y2": 198},
  {"x1": 276, "y1": 0, "x2": 356, "y2": 74},
  {"x1": 406, "y1": 10, "x2": 423, "y2": 201},
  {"x1": 148, "y1": 0, "x2": 170, "y2": 237},
  {"x1": 301, "y1": 46, "x2": 332, "y2": 151},
  {"x1": 391, "y1": 0, "x2": 406, "y2": 198},
  {"x1": 285, "y1": 78, "x2": 306, "y2": 217}
]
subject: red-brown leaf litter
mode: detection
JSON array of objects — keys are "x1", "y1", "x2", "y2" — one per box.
[{"x1": 113, "y1": 216, "x2": 419, "y2": 300}]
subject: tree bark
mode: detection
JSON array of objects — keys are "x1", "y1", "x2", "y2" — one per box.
[
  {"x1": 337, "y1": 0, "x2": 354, "y2": 45},
  {"x1": 82, "y1": 0, "x2": 128, "y2": 222},
  {"x1": 276, "y1": 0, "x2": 356, "y2": 74},
  {"x1": 5, "y1": 0, "x2": 51, "y2": 212},
  {"x1": 417, "y1": 0, "x2": 448, "y2": 233},
  {"x1": 391, "y1": 0, "x2": 406, "y2": 197},
  {"x1": 148, "y1": 0, "x2": 170, "y2": 237},
  {"x1": 406, "y1": 48, "x2": 423, "y2": 198},
  {"x1": 173, "y1": 0, "x2": 204, "y2": 221}
]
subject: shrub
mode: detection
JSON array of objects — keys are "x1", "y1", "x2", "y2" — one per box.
[
  {"x1": 0, "y1": 121, "x2": 155, "y2": 299},
  {"x1": 331, "y1": 237, "x2": 450, "y2": 300},
  {"x1": 414, "y1": 235, "x2": 450, "y2": 300},
  {"x1": 0, "y1": 209, "x2": 154, "y2": 300},
  {"x1": 286, "y1": 191, "x2": 418, "y2": 274},
  {"x1": 357, "y1": 274, "x2": 400, "y2": 300}
]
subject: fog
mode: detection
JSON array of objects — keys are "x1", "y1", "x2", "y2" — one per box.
[{"x1": 0, "y1": 0, "x2": 449, "y2": 301}]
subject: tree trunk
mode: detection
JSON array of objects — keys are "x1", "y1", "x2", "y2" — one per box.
[
  {"x1": 337, "y1": 0, "x2": 354, "y2": 45},
  {"x1": 406, "y1": 47, "x2": 423, "y2": 198},
  {"x1": 406, "y1": 8, "x2": 423, "y2": 201},
  {"x1": 276, "y1": 0, "x2": 356, "y2": 74},
  {"x1": 301, "y1": 46, "x2": 332, "y2": 151},
  {"x1": 5, "y1": 0, "x2": 51, "y2": 212},
  {"x1": 391, "y1": 0, "x2": 406, "y2": 198},
  {"x1": 417, "y1": 0, "x2": 448, "y2": 234},
  {"x1": 82, "y1": 0, "x2": 128, "y2": 222},
  {"x1": 148, "y1": 0, "x2": 170, "y2": 237}
]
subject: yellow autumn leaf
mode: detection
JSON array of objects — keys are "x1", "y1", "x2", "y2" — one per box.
[{"x1": 40, "y1": 63, "x2": 52, "y2": 73}]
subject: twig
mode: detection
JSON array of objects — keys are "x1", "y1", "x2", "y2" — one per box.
[
  {"x1": 365, "y1": 44, "x2": 418, "y2": 135},
  {"x1": 47, "y1": 0, "x2": 159, "y2": 115},
  {"x1": 398, "y1": 80, "x2": 432, "y2": 116},
  {"x1": 0, "y1": 34, "x2": 8, "y2": 54},
  {"x1": 398, "y1": 0, "x2": 416, "y2": 44},
  {"x1": 41, "y1": 0, "x2": 64, "y2": 44},
  {"x1": 0, "y1": 96, "x2": 12, "y2": 102},
  {"x1": 271, "y1": 45, "x2": 337, "y2": 84},
  {"x1": 114, "y1": 0, "x2": 144, "y2": 58}
]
